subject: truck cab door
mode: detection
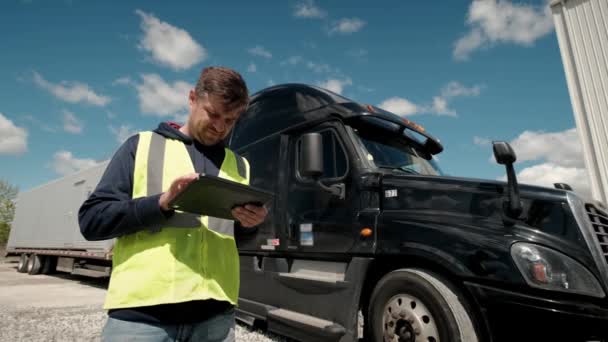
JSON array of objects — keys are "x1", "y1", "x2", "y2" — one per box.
[{"x1": 285, "y1": 122, "x2": 359, "y2": 254}]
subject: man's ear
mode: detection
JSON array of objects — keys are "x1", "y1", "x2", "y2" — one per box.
[{"x1": 188, "y1": 90, "x2": 196, "y2": 107}]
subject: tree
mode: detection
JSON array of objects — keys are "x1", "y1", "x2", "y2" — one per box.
[{"x1": 0, "y1": 180, "x2": 18, "y2": 246}]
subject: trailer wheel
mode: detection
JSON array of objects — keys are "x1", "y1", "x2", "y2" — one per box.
[
  {"x1": 27, "y1": 254, "x2": 42, "y2": 275},
  {"x1": 17, "y1": 254, "x2": 28, "y2": 273},
  {"x1": 368, "y1": 269, "x2": 478, "y2": 342}
]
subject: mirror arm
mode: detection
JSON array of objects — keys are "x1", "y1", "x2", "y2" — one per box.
[
  {"x1": 317, "y1": 180, "x2": 345, "y2": 200},
  {"x1": 505, "y1": 163, "x2": 523, "y2": 218}
]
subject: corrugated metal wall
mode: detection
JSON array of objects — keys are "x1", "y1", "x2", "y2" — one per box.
[{"x1": 552, "y1": 0, "x2": 608, "y2": 205}]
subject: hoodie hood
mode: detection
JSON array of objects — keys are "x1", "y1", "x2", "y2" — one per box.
[
  {"x1": 153, "y1": 122, "x2": 192, "y2": 143},
  {"x1": 153, "y1": 121, "x2": 227, "y2": 149}
]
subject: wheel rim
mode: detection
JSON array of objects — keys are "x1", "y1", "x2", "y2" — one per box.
[
  {"x1": 27, "y1": 256, "x2": 34, "y2": 273},
  {"x1": 382, "y1": 294, "x2": 440, "y2": 342},
  {"x1": 18, "y1": 255, "x2": 26, "y2": 270}
]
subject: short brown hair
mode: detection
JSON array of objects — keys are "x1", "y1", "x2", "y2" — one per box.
[{"x1": 195, "y1": 66, "x2": 249, "y2": 112}]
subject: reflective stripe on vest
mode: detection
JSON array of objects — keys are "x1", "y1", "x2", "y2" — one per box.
[{"x1": 104, "y1": 131, "x2": 250, "y2": 310}]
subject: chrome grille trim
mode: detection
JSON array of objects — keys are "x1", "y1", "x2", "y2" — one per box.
[{"x1": 567, "y1": 193, "x2": 608, "y2": 290}]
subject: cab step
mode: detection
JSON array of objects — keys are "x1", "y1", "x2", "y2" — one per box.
[{"x1": 267, "y1": 308, "x2": 346, "y2": 342}]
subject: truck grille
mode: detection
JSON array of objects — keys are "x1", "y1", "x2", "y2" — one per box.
[{"x1": 586, "y1": 203, "x2": 608, "y2": 265}]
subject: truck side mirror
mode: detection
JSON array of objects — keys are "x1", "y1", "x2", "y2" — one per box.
[
  {"x1": 300, "y1": 133, "x2": 323, "y2": 178},
  {"x1": 299, "y1": 132, "x2": 346, "y2": 199},
  {"x1": 493, "y1": 141, "x2": 523, "y2": 220},
  {"x1": 493, "y1": 141, "x2": 516, "y2": 165}
]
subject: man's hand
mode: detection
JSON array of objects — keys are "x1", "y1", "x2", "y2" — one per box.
[
  {"x1": 232, "y1": 204, "x2": 268, "y2": 228},
  {"x1": 159, "y1": 173, "x2": 199, "y2": 211}
]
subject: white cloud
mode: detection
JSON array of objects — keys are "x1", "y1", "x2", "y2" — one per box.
[
  {"x1": 358, "y1": 86, "x2": 375, "y2": 93},
  {"x1": 294, "y1": 0, "x2": 326, "y2": 18},
  {"x1": 62, "y1": 110, "x2": 83, "y2": 134},
  {"x1": 426, "y1": 81, "x2": 482, "y2": 116},
  {"x1": 33, "y1": 72, "x2": 110, "y2": 106},
  {"x1": 248, "y1": 45, "x2": 272, "y2": 59},
  {"x1": 281, "y1": 56, "x2": 303, "y2": 66},
  {"x1": 136, "y1": 9, "x2": 207, "y2": 70},
  {"x1": 247, "y1": 63, "x2": 257, "y2": 73},
  {"x1": 454, "y1": 0, "x2": 553, "y2": 61},
  {"x1": 113, "y1": 76, "x2": 133, "y2": 86},
  {"x1": 330, "y1": 18, "x2": 366, "y2": 35},
  {"x1": 109, "y1": 125, "x2": 138, "y2": 144},
  {"x1": 514, "y1": 163, "x2": 590, "y2": 198},
  {"x1": 378, "y1": 97, "x2": 419, "y2": 116},
  {"x1": 135, "y1": 73, "x2": 192, "y2": 117},
  {"x1": 379, "y1": 81, "x2": 482, "y2": 117},
  {"x1": 454, "y1": 29, "x2": 484, "y2": 61},
  {"x1": 281, "y1": 56, "x2": 335, "y2": 74},
  {"x1": 498, "y1": 128, "x2": 591, "y2": 197},
  {"x1": 317, "y1": 78, "x2": 352, "y2": 95},
  {"x1": 51, "y1": 150, "x2": 99, "y2": 176},
  {"x1": 329, "y1": 18, "x2": 366, "y2": 35},
  {"x1": 23, "y1": 115, "x2": 56, "y2": 133},
  {"x1": 474, "y1": 136, "x2": 491, "y2": 146},
  {"x1": 430, "y1": 96, "x2": 457, "y2": 117},
  {"x1": 441, "y1": 81, "x2": 482, "y2": 97},
  {"x1": 509, "y1": 128, "x2": 583, "y2": 168},
  {"x1": 306, "y1": 61, "x2": 332, "y2": 73},
  {"x1": 0, "y1": 113, "x2": 28, "y2": 155}
]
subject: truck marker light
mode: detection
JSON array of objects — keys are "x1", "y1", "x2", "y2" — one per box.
[
  {"x1": 360, "y1": 228, "x2": 373, "y2": 237},
  {"x1": 402, "y1": 118, "x2": 426, "y2": 132}
]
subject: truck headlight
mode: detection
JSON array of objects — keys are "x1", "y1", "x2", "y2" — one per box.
[{"x1": 511, "y1": 242, "x2": 605, "y2": 298}]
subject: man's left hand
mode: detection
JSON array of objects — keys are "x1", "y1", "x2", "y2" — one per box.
[{"x1": 232, "y1": 204, "x2": 268, "y2": 228}]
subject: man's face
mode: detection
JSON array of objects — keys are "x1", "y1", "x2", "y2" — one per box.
[{"x1": 188, "y1": 90, "x2": 241, "y2": 146}]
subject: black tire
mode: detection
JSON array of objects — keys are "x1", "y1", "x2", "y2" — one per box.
[
  {"x1": 27, "y1": 254, "x2": 42, "y2": 275},
  {"x1": 41, "y1": 256, "x2": 56, "y2": 274},
  {"x1": 368, "y1": 269, "x2": 478, "y2": 342},
  {"x1": 17, "y1": 254, "x2": 28, "y2": 273}
]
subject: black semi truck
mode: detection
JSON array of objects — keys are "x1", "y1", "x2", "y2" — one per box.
[
  {"x1": 7, "y1": 83, "x2": 608, "y2": 341},
  {"x1": 229, "y1": 84, "x2": 608, "y2": 342}
]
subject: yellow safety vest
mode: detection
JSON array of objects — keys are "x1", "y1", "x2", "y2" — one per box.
[{"x1": 104, "y1": 131, "x2": 250, "y2": 310}]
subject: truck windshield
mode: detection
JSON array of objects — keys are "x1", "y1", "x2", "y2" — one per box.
[{"x1": 351, "y1": 126, "x2": 443, "y2": 176}]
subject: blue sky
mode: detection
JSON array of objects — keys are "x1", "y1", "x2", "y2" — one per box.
[{"x1": 0, "y1": 0, "x2": 590, "y2": 196}]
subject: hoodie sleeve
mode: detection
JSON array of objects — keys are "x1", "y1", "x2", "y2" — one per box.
[{"x1": 78, "y1": 134, "x2": 172, "y2": 241}]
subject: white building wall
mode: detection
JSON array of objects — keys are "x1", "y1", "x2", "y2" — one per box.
[{"x1": 552, "y1": 0, "x2": 608, "y2": 204}]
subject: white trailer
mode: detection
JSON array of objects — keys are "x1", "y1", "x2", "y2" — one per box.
[
  {"x1": 5, "y1": 161, "x2": 114, "y2": 277},
  {"x1": 551, "y1": 0, "x2": 608, "y2": 205}
]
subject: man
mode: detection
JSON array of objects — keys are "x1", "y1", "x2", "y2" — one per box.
[{"x1": 79, "y1": 66, "x2": 267, "y2": 342}]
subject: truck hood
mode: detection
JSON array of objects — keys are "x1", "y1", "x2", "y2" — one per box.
[{"x1": 378, "y1": 173, "x2": 587, "y2": 249}]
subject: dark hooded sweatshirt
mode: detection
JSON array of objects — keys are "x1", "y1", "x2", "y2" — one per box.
[{"x1": 78, "y1": 122, "x2": 234, "y2": 324}]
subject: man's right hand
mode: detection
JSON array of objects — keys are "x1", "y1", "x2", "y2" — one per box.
[{"x1": 159, "y1": 173, "x2": 199, "y2": 211}]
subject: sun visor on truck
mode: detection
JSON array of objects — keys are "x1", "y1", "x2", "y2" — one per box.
[{"x1": 348, "y1": 107, "x2": 444, "y2": 156}]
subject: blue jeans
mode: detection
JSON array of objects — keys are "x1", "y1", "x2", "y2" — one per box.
[{"x1": 101, "y1": 308, "x2": 235, "y2": 342}]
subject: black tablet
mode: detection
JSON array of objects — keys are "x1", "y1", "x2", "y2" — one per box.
[{"x1": 168, "y1": 173, "x2": 274, "y2": 220}]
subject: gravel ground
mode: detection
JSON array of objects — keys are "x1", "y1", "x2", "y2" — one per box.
[{"x1": 0, "y1": 259, "x2": 287, "y2": 342}]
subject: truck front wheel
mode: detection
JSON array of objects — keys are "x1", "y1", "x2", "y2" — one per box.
[{"x1": 368, "y1": 269, "x2": 478, "y2": 342}]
